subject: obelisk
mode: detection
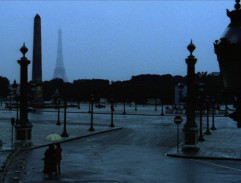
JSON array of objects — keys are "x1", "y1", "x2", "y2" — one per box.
[{"x1": 32, "y1": 14, "x2": 44, "y2": 107}]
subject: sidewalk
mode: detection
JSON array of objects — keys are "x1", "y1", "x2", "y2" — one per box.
[
  {"x1": 167, "y1": 121, "x2": 241, "y2": 160},
  {"x1": 0, "y1": 119, "x2": 122, "y2": 183}
]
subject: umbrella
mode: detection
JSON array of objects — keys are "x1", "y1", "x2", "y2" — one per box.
[{"x1": 45, "y1": 133, "x2": 62, "y2": 142}]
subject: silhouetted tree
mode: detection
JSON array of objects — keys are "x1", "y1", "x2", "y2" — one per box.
[{"x1": 0, "y1": 76, "x2": 10, "y2": 105}]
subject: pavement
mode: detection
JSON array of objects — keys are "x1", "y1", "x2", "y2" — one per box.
[
  {"x1": 167, "y1": 116, "x2": 241, "y2": 160},
  {"x1": 1, "y1": 122, "x2": 123, "y2": 183},
  {"x1": 0, "y1": 104, "x2": 241, "y2": 182}
]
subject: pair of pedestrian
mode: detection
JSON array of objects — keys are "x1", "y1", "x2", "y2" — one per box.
[{"x1": 43, "y1": 143, "x2": 62, "y2": 177}]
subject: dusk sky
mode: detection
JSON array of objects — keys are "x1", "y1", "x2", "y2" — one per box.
[{"x1": 0, "y1": 1, "x2": 234, "y2": 83}]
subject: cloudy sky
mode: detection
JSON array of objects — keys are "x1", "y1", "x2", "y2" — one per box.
[{"x1": 0, "y1": 0, "x2": 234, "y2": 83}]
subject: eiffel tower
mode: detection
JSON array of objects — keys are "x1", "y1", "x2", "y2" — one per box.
[{"x1": 53, "y1": 28, "x2": 68, "y2": 82}]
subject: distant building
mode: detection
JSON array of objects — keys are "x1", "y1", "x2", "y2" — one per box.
[
  {"x1": 146, "y1": 99, "x2": 161, "y2": 105},
  {"x1": 175, "y1": 84, "x2": 187, "y2": 105},
  {"x1": 210, "y1": 72, "x2": 220, "y2": 76}
]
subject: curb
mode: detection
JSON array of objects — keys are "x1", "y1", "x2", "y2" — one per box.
[
  {"x1": 166, "y1": 145, "x2": 241, "y2": 161},
  {"x1": 25, "y1": 127, "x2": 123, "y2": 150},
  {"x1": 166, "y1": 152, "x2": 241, "y2": 161}
]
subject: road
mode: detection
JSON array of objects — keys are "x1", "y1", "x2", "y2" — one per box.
[{"x1": 19, "y1": 112, "x2": 241, "y2": 183}]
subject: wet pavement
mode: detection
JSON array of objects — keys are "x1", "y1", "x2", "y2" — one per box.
[
  {"x1": 1, "y1": 103, "x2": 241, "y2": 182},
  {"x1": 166, "y1": 111, "x2": 241, "y2": 160}
]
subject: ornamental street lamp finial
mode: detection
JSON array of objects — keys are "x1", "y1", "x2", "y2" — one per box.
[
  {"x1": 187, "y1": 39, "x2": 196, "y2": 56},
  {"x1": 235, "y1": 0, "x2": 241, "y2": 10},
  {"x1": 20, "y1": 42, "x2": 28, "y2": 58}
]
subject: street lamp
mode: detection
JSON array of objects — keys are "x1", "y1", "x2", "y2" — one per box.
[
  {"x1": 160, "y1": 99, "x2": 164, "y2": 116},
  {"x1": 56, "y1": 100, "x2": 61, "y2": 126},
  {"x1": 211, "y1": 97, "x2": 217, "y2": 130},
  {"x1": 53, "y1": 89, "x2": 61, "y2": 126},
  {"x1": 30, "y1": 82, "x2": 36, "y2": 106},
  {"x1": 15, "y1": 43, "x2": 32, "y2": 147},
  {"x1": 15, "y1": 92, "x2": 20, "y2": 122},
  {"x1": 214, "y1": 0, "x2": 241, "y2": 127},
  {"x1": 109, "y1": 98, "x2": 115, "y2": 128},
  {"x1": 12, "y1": 80, "x2": 18, "y2": 121},
  {"x1": 182, "y1": 40, "x2": 199, "y2": 153},
  {"x1": 61, "y1": 100, "x2": 69, "y2": 137},
  {"x1": 198, "y1": 82, "x2": 205, "y2": 141},
  {"x1": 135, "y1": 101, "x2": 138, "y2": 111},
  {"x1": 123, "y1": 100, "x2": 126, "y2": 115},
  {"x1": 222, "y1": 90, "x2": 229, "y2": 117},
  {"x1": 205, "y1": 96, "x2": 211, "y2": 135},
  {"x1": 11, "y1": 117, "x2": 16, "y2": 149},
  {"x1": 154, "y1": 99, "x2": 157, "y2": 111},
  {"x1": 88, "y1": 99, "x2": 91, "y2": 113},
  {"x1": 89, "y1": 95, "x2": 95, "y2": 131}
]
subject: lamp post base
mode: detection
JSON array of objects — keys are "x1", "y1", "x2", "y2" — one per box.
[
  {"x1": 109, "y1": 124, "x2": 115, "y2": 128},
  {"x1": 182, "y1": 144, "x2": 200, "y2": 153},
  {"x1": 15, "y1": 124, "x2": 33, "y2": 148},
  {"x1": 56, "y1": 121, "x2": 61, "y2": 125},
  {"x1": 205, "y1": 130, "x2": 211, "y2": 135},
  {"x1": 89, "y1": 127, "x2": 95, "y2": 131},
  {"x1": 61, "y1": 131, "x2": 69, "y2": 137},
  {"x1": 182, "y1": 127, "x2": 199, "y2": 153},
  {"x1": 198, "y1": 135, "x2": 205, "y2": 141},
  {"x1": 211, "y1": 126, "x2": 217, "y2": 130}
]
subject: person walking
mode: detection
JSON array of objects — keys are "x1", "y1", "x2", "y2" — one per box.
[
  {"x1": 55, "y1": 143, "x2": 62, "y2": 175},
  {"x1": 43, "y1": 144, "x2": 57, "y2": 177}
]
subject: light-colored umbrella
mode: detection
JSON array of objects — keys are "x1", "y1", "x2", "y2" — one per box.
[{"x1": 45, "y1": 133, "x2": 62, "y2": 142}]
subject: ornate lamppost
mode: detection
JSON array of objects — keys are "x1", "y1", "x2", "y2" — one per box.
[
  {"x1": 182, "y1": 40, "x2": 199, "y2": 152},
  {"x1": 214, "y1": 0, "x2": 241, "y2": 127},
  {"x1": 15, "y1": 43, "x2": 32, "y2": 147}
]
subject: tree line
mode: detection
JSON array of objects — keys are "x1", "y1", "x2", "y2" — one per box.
[
  {"x1": 0, "y1": 73, "x2": 231, "y2": 105},
  {"x1": 42, "y1": 73, "x2": 230, "y2": 105}
]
